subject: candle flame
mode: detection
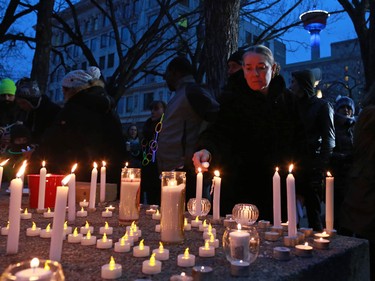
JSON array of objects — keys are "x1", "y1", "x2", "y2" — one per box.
[
  {"x1": 208, "y1": 223, "x2": 212, "y2": 231},
  {"x1": 184, "y1": 218, "x2": 188, "y2": 225},
  {"x1": 319, "y1": 237, "x2": 323, "y2": 241},
  {"x1": 85, "y1": 221, "x2": 89, "y2": 228},
  {"x1": 32, "y1": 222, "x2": 36, "y2": 230},
  {"x1": 124, "y1": 232, "x2": 129, "y2": 240},
  {"x1": 327, "y1": 171, "x2": 332, "y2": 177},
  {"x1": 214, "y1": 170, "x2": 220, "y2": 177},
  {"x1": 125, "y1": 162, "x2": 128, "y2": 168},
  {"x1": 120, "y1": 237, "x2": 125, "y2": 245},
  {"x1": 30, "y1": 258, "x2": 39, "y2": 268},
  {"x1": 198, "y1": 167, "x2": 202, "y2": 173},
  {"x1": 6, "y1": 221, "x2": 9, "y2": 228},
  {"x1": 181, "y1": 272, "x2": 186, "y2": 277},
  {"x1": 102, "y1": 233, "x2": 107, "y2": 242},
  {"x1": 64, "y1": 221, "x2": 68, "y2": 229},
  {"x1": 237, "y1": 223, "x2": 242, "y2": 230},
  {"x1": 44, "y1": 260, "x2": 51, "y2": 271},
  {"x1": 93, "y1": 162, "x2": 98, "y2": 168},
  {"x1": 16, "y1": 160, "x2": 27, "y2": 178},
  {"x1": 42, "y1": 160, "x2": 46, "y2": 167},
  {"x1": 73, "y1": 228, "x2": 78, "y2": 236},
  {"x1": 155, "y1": 209, "x2": 160, "y2": 215},
  {"x1": 183, "y1": 248, "x2": 190, "y2": 258},
  {"x1": 275, "y1": 167, "x2": 279, "y2": 172},
  {"x1": 81, "y1": 207, "x2": 84, "y2": 212},
  {"x1": 209, "y1": 233, "x2": 215, "y2": 242},
  {"x1": 86, "y1": 230, "x2": 91, "y2": 239},
  {"x1": 24, "y1": 208, "x2": 28, "y2": 214},
  {"x1": 149, "y1": 253, "x2": 156, "y2": 266},
  {"x1": 102, "y1": 161, "x2": 106, "y2": 167},
  {"x1": 139, "y1": 239, "x2": 144, "y2": 250},
  {"x1": 203, "y1": 219, "x2": 207, "y2": 227},
  {"x1": 289, "y1": 164, "x2": 294, "y2": 173},
  {"x1": 46, "y1": 224, "x2": 51, "y2": 232},
  {"x1": 109, "y1": 256, "x2": 115, "y2": 270},
  {"x1": 104, "y1": 222, "x2": 109, "y2": 228},
  {"x1": 62, "y1": 175, "x2": 71, "y2": 186},
  {"x1": 304, "y1": 242, "x2": 309, "y2": 246},
  {"x1": 159, "y1": 242, "x2": 164, "y2": 252},
  {"x1": 195, "y1": 216, "x2": 199, "y2": 222},
  {"x1": 0, "y1": 158, "x2": 9, "y2": 166},
  {"x1": 71, "y1": 163, "x2": 78, "y2": 173},
  {"x1": 204, "y1": 240, "x2": 210, "y2": 249}
]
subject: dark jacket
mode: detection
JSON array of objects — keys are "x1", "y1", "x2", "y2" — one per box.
[
  {"x1": 36, "y1": 85, "x2": 125, "y2": 184},
  {"x1": 197, "y1": 75, "x2": 307, "y2": 220}
]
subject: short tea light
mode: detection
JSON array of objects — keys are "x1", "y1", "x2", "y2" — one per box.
[
  {"x1": 170, "y1": 272, "x2": 193, "y2": 281},
  {"x1": 199, "y1": 241, "x2": 215, "y2": 257},
  {"x1": 273, "y1": 247, "x2": 291, "y2": 261},
  {"x1": 63, "y1": 221, "x2": 72, "y2": 235},
  {"x1": 205, "y1": 233, "x2": 219, "y2": 248},
  {"x1": 152, "y1": 209, "x2": 161, "y2": 220},
  {"x1": 183, "y1": 218, "x2": 191, "y2": 231},
  {"x1": 20, "y1": 208, "x2": 32, "y2": 220},
  {"x1": 43, "y1": 208, "x2": 54, "y2": 218},
  {"x1": 198, "y1": 220, "x2": 209, "y2": 232},
  {"x1": 142, "y1": 253, "x2": 162, "y2": 275},
  {"x1": 114, "y1": 237, "x2": 131, "y2": 253},
  {"x1": 313, "y1": 237, "x2": 330, "y2": 250},
  {"x1": 76, "y1": 207, "x2": 87, "y2": 217},
  {"x1": 314, "y1": 231, "x2": 330, "y2": 239},
  {"x1": 101, "y1": 256, "x2": 122, "y2": 279},
  {"x1": 152, "y1": 242, "x2": 169, "y2": 260},
  {"x1": 80, "y1": 221, "x2": 94, "y2": 235},
  {"x1": 299, "y1": 227, "x2": 313, "y2": 237},
  {"x1": 191, "y1": 216, "x2": 202, "y2": 228},
  {"x1": 203, "y1": 224, "x2": 216, "y2": 239},
  {"x1": 126, "y1": 221, "x2": 141, "y2": 237},
  {"x1": 99, "y1": 222, "x2": 113, "y2": 235},
  {"x1": 133, "y1": 239, "x2": 150, "y2": 257},
  {"x1": 102, "y1": 208, "x2": 112, "y2": 218},
  {"x1": 81, "y1": 230, "x2": 97, "y2": 246},
  {"x1": 40, "y1": 223, "x2": 52, "y2": 238},
  {"x1": 192, "y1": 266, "x2": 213, "y2": 280},
  {"x1": 177, "y1": 248, "x2": 195, "y2": 267},
  {"x1": 264, "y1": 231, "x2": 280, "y2": 241},
  {"x1": 295, "y1": 242, "x2": 313, "y2": 258},
  {"x1": 79, "y1": 199, "x2": 89, "y2": 208},
  {"x1": 119, "y1": 232, "x2": 134, "y2": 246},
  {"x1": 26, "y1": 222, "x2": 41, "y2": 237},
  {"x1": 230, "y1": 260, "x2": 250, "y2": 277},
  {"x1": 68, "y1": 228, "x2": 83, "y2": 243},
  {"x1": 1, "y1": 221, "x2": 9, "y2": 235},
  {"x1": 97, "y1": 233, "x2": 113, "y2": 249}
]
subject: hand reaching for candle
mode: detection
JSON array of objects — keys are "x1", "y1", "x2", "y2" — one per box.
[{"x1": 192, "y1": 149, "x2": 211, "y2": 172}]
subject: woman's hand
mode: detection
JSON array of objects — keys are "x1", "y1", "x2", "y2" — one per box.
[{"x1": 192, "y1": 149, "x2": 211, "y2": 172}]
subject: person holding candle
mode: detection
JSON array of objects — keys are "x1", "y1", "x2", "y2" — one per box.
[{"x1": 193, "y1": 45, "x2": 307, "y2": 220}]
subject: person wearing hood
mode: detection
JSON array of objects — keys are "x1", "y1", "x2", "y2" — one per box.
[
  {"x1": 35, "y1": 67, "x2": 125, "y2": 189},
  {"x1": 290, "y1": 69, "x2": 335, "y2": 231}
]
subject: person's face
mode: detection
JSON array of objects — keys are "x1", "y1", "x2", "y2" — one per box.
[
  {"x1": 128, "y1": 126, "x2": 138, "y2": 139},
  {"x1": 151, "y1": 104, "x2": 164, "y2": 121},
  {"x1": 0, "y1": 94, "x2": 15, "y2": 104},
  {"x1": 227, "y1": 61, "x2": 242, "y2": 77},
  {"x1": 290, "y1": 77, "x2": 304, "y2": 98},
  {"x1": 338, "y1": 105, "x2": 353, "y2": 117},
  {"x1": 15, "y1": 98, "x2": 32, "y2": 111},
  {"x1": 164, "y1": 67, "x2": 178, "y2": 91},
  {"x1": 242, "y1": 53, "x2": 275, "y2": 94}
]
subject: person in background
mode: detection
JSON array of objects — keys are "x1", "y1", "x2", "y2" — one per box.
[
  {"x1": 15, "y1": 78, "x2": 61, "y2": 145},
  {"x1": 193, "y1": 45, "x2": 307, "y2": 220},
  {"x1": 227, "y1": 49, "x2": 245, "y2": 77},
  {"x1": 140, "y1": 100, "x2": 166, "y2": 204},
  {"x1": 158, "y1": 56, "x2": 219, "y2": 201},
  {"x1": 125, "y1": 124, "x2": 142, "y2": 168},
  {"x1": 340, "y1": 83, "x2": 375, "y2": 281}
]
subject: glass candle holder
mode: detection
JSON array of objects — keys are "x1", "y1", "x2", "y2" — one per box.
[
  {"x1": 119, "y1": 168, "x2": 141, "y2": 225},
  {"x1": 187, "y1": 198, "x2": 211, "y2": 217},
  {"x1": 1, "y1": 258, "x2": 65, "y2": 281},
  {"x1": 232, "y1": 203, "x2": 259, "y2": 225},
  {"x1": 160, "y1": 171, "x2": 186, "y2": 244}
]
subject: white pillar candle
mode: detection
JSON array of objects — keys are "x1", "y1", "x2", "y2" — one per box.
[
  {"x1": 152, "y1": 242, "x2": 169, "y2": 260},
  {"x1": 26, "y1": 222, "x2": 41, "y2": 236},
  {"x1": 286, "y1": 164, "x2": 297, "y2": 237},
  {"x1": 198, "y1": 241, "x2": 215, "y2": 257},
  {"x1": 229, "y1": 224, "x2": 250, "y2": 260},
  {"x1": 68, "y1": 164, "x2": 77, "y2": 223},
  {"x1": 89, "y1": 162, "x2": 98, "y2": 209},
  {"x1": 96, "y1": 233, "x2": 113, "y2": 249},
  {"x1": 195, "y1": 168, "x2": 203, "y2": 216},
  {"x1": 20, "y1": 208, "x2": 32, "y2": 220},
  {"x1": 100, "y1": 161, "x2": 106, "y2": 203},
  {"x1": 133, "y1": 239, "x2": 150, "y2": 257},
  {"x1": 101, "y1": 257, "x2": 122, "y2": 279},
  {"x1": 273, "y1": 167, "x2": 281, "y2": 227},
  {"x1": 142, "y1": 253, "x2": 162, "y2": 275},
  {"x1": 0, "y1": 159, "x2": 9, "y2": 189},
  {"x1": 81, "y1": 230, "x2": 97, "y2": 246},
  {"x1": 37, "y1": 161, "x2": 47, "y2": 211},
  {"x1": 177, "y1": 248, "x2": 195, "y2": 267},
  {"x1": 325, "y1": 172, "x2": 334, "y2": 232},
  {"x1": 212, "y1": 170, "x2": 221, "y2": 220},
  {"x1": 99, "y1": 222, "x2": 113, "y2": 235},
  {"x1": 7, "y1": 162, "x2": 26, "y2": 254},
  {"x1": 49, "y1": 176, "x2": 70, "y2": 262}
]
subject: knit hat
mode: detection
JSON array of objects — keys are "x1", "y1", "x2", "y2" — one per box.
[
  {"x1": 228, "y1": 49, "x2": 245, "y2": 65},
  {"x1": 335, "y1": 96, "x2": 355, "y2": 115},
  {"x1": 292, "y1": 70, "x2": 316, "y2": 98},
  {"x1": 15, "y1": 78, "x2": 41, "y2": 107},
  {"x1": 86, "y1": 66, "x2": 101, "y2": 80},
  {"x1": 62, "y1": 70, "x2": 94, "y2": 88},
  {"x1": 0, "y1": 78, "x2": 16, "y2": 95}
]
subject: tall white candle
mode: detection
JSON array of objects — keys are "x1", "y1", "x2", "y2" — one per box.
[
  {"x1": 273, "y1": 167, "x2": 281, "y2": 227},
  {"x1": 286, "y1": 164, "x2": 297, "y2": 237},
  {"x1": 0, "y1": 159, "x2": 9, "y2": 189},
  {"x1": 100, "y1": 161, "x2": 106, "y2": 203},
  {"x1": 37, "y1": 161, "x2": 47, "y2": 210},
  {"x1": 212, "y1": 171, "x2": 221, "y2": 220},
  {"x1": 49, "y1": 175, "x2": 70, "y2": 262},
  {"x1": 325, "y1": 172, "x2": 334, "y2": 232},
  {"x1": 68, "y1": 164, "x2": 77, "y2": 222},
  {"x1": 7, "y1": 162, "x2": 27, "y2": 254},
  {"x1": 89, "y1": 162, "x2": 98, "y2": 209},
  {"x1": 195, "y1": 168, "x2": 203, "y2": 216}
]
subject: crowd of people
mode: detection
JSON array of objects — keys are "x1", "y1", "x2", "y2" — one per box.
[{"x1": 0, "y1": 45, "x2": 373, "y2": 279}]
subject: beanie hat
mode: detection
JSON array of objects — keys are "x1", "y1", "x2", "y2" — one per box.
[
  {"x1": 335, "y1": 96, "x2": 355, "y2": 115},
  {"x1": 62, "y1": 70, "x2": 94, "y2": 88},
  {"x1": 15, "y1": 78, "x2": 41, "y2": 107},
  {"x1": 0, "y1": 78, "x2": 16, "y2": 95},
  {"x1": 228, "y1": 49, "x2": 245, "y2": 65},
  {"x1": 292, "y1": 70, "x2": 316, "y2": 98},
  {"x1": 86, "y1": 66, "x2": 101, "y2": 80}
]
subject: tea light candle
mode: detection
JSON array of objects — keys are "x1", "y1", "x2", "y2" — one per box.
[
  {"x1": 15, "y1": 258, "x2": 52, "y2": 281},
  {"x1": 224, "y1": 216, "x2": 236, "y2": 228},
  {"x1": 265, "y1": 231, "x2": 280, "y2": 241},
  {"x1": 142, "y1": 253, "x2": 162, "y2": 275},
  {"x1": 295, "y1": 242, "x2": 313, "y2": 257},
  {"x1": 102, "y1": 208, "x2": 113, "y2": 218},
  {"x1": 170, "y1": 272, "x2": 193, "y2": 281},
  {"x1": 81, "y1": 230, "x2": 97, "y2": 246},
  {"x1": 21, "y1": 208, "x2": 32, "y2": 220},
  {"x1": 183, "y1": 218, "x2": 191, "y2": 231},
  {"x1": 126, "y1": 221, "x2": 142, "y2": 237},
  {"x1": 133, "y1": 239, "x2": 150, "y2": 257},
  {"x1": 101, "y1": 256, "x2": 122, "y2": 279},
  {"x1": 177, "y1": 248, "x2": 195, "y2": 267},
  {"x1": 106, "y1": 205, "x2": 115, "y2": 211},
  {"x1": 198, "y1": 219, "x2": 209, "y2": 232},
  {"x1": 205, "y1": 233, "x2": 219, "y2": 248},
  {"x1": 258, "y1": 220, "x2": 270, "y2": 229},
  {"x1": 1, "y1": 222, "x2": 9, "y2": 235},
  {"x1": 79, "y1": 199, "x2": 89, "y2": 208},
  {"x1": 313, "y1": 237, "x2": 330, "y2": 250},
  {"x1": 26, "y1": 222, "x2": 41, "y2": 236},
  {"x1": 146, "y1": 205, "x2": 159, "y2": 214},
  {"x1": 97, "y1": 233, "x2": 113, "y2": 249},
  {"x1": 203, "y1": 225, "x2": 216, "y2": 240},
  {"x1": 192, "y1": 266, "x2": 213, "y2": 279},
  {"x1": 155, "y1": 224, "x2": 161, "y2": 232},
  {"x1": 114, "y1": 238, "x2": 131, "y2": 253},
  {"x1": 152, "y1": 209, "x2": 161, "y2": 220},
  {"x1": 80, "y1": 221, "x2": 94, "y2": 235},
  {"x1": 152, "y1": 242, "x2": 169, "y2": 261},
  {"x1": 199, "y1": 241, "x2": 215, "y2": 257},
  {"x1": 273, "y1": 246, "x2": 291, "y2": 261},
  {"x1": 191, "y1": 216, "x2": 202, "y2": 228},
  {"x1": 281, "y1": 221, "x2": 289, "y2": 232},
  {"x1": 270, "y1": 225, "x2": 284, "y2": 235},
  {"x1": 99, "y1": 222, "x2": 113, "y2": 235},
  {"x1": 299, "y1": 227, "x2": 313, "y2": 237},
  {"x1": 68, "y1": 228, "x2": 83, "y2": 243},
  {"x1": 40, "y1": 224, "x2": 52, "y2": 238},
  {"x1": 63, "y1": 221, "x2": 72, "y2": 235},
  {"x1": 128, "y1": 228, "x2": 139, "y2": 242},
  {"x1": 119, "y1": 232, "x2": 134, "y2": 246},
  {"x1": 43, "y1": 208, "x2": 54, "y2": 218},
  {"x1": 314, "y1": 231, "x2": 330, "y2": 239},
  {"x1": 230, "y1": 260, "x2": 250, "y2": 277}
]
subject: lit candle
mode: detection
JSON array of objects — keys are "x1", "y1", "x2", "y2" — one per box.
[
  {"x1": 68, "y1": 227, "x2": 83, "y2": 243},
  {"x1": 99, "y1": 222, "x2": 113, "y2": 235},
  {"x1": 184, "y1": 218, "x2": 191, "y2": 231},
  {"x1": 199, "y1": 240, "x2": 215, "y2": 257},
  {"x1": 230, "y1": 260, "x2": 250, "y2": 277},
  {"x1": 170, "y1": 272, "x2": 193, "y2": 281},
  {"x1": 37, "y1": 161, "x2": 47, "y2": 211},
  {"x1": 26, "y1": 222, "x2": 41, "y2": 236},
  {"x1": 126, "y1": 221, "x2": 142, "y2": 237},
  {"x1": 286, "y1": 164, "x2": 297, "y2": 237},
  {"x1": 7, "y1": 161, "x2": 26, "y2": 254},
  {"x1": 0, "y1": 158, "x2": 9, "y2": 188},
  {"x1": 76, "y1": 207, "x2": 88, "y2": 217},
  {"x1": 192, "y1": 266, "x2": 213, "y2": 280},
  {"x1": 89, "y1": 162, "x2": 98, "y2": 210},
  {"x1": 133, "y1": 239, "x2": 150, "y2": 257},
  {"x1": 314, "y1": 231, "x2": 330, "y2": 239},
  {"x1": 326, "y1": 172, "x2": 334, "y2": 232},
  {"x1": 128, "y1": 227, "x2": 139, "y2": 242},
  {"x1": 80, "y1": 221, "x2": 94, "y2": 235},
  {"x1": 142, "y1": 253, "x2": 162, "y2": 275},
  {"x1": 15, "y1": 258, "x2": 52, "y2": 280},
  {"x1": 1, "y1": 221, "x2": 9, "y2": 236},
  {"x1": 119, "y1": 172, "x2": 141, "y2": 223},
  {"x1": 198, "y1": 219, "x2": 209, "y2": 232},
  {"x1": 68, "y1": 163, "x2": 77, "y2": 223},
  {"x1": 43, "y1": 207, "x2": 54, "y2": 218},
  {"x1": 114, "y1": 237, "x2": 131, "y2": 252},
  {"x1": 79, "y1": 199, "x2": 89, "y2": 208},
  {"x1": 40, "y1": 223, "x2": 52, "y2": 238},
  {"x1": 313, "y1": 237, "x2": 330, "y2": 250},
  {"x1": 205, "y1": 233, "x2": 219, "y2": 248},
  {"x1": 97, "y1": 233, "x2": 113, "y2": 249},
  {"x1": 203, "y1": 225, "x2": 217, "y2": 240},
  {"x1": 81, "y1": 230, "x2": 97, "y2": 246},
  {"x1": 49, "y1": 175, "x2": 70, "y2": 261},
  {"x1": 146, "y1": 204, "x2": 158, "y2": 214},
  {"x1": 295, "y1": 242, "x2": 313, "y2": 257},
  {"x1": 102, "y1": 208, "x2": 113, "y2": 218},
  {"x1": 212, "y1": 170, "x2": 221, "y2": 220},
  {"x1": 195, "y1": 168, "x2": 203, "y2": 216},
  {"x1": 273, "y1": 246, "x2": 291, "y2": 261},
  {"x1": 177, "y1": 248, "x2": 195, "y2": 267},
  {"x1": 273, "y1": 167, "x2": 281, "y2": 227},
  {"x1": 118, "y1": 232, "x2": 134, "y2": 246},
  {"x1": 152, "y1": 209, "x2": 161, "y2": 220},
  {"x1": 106, "y1": 205, "x2": 115, "y2": 211},
  {"x1": 152, "y1": 242, "x2": 169, "y2": 261},
  {"x1": 20, "y1": 208, "x2": 32, "y2": 220},
  {"x1": 100, "y1": 161, "x2": 106, "y2": 203},
  {"x1": 101, "y1": 256, "x2": 122, "y2": 279},
  {"x1": 191, "y1": 216, "x2": 202, "y2": 228},
  {"x1": 155, "y1": 224, "x2": 161, "y2": 232},
  {"x1": 229, "y1": 224, "x2": 250, "y2": 260}
]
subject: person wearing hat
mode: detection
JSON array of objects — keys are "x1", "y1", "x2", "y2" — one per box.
[
  {"x1": 227, "y1": 49, "x2": 245, "y2": 77},
  {"x1": 290, "y1": 69, "x2": 335, "y2": 231},
  {"x1": 15, "y1": 78, "x2": 61, "y2": 145}
]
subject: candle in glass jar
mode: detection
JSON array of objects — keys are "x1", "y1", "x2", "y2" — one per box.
[
  {"x1": 100, "y1": 161, "x2": 106, "y2": 203},
  {"x1": 89, "y1": 162, "x2": 98, "y2": 210},
  {"x1": 133, "y1": 239, "x2": 150, "y2": 257},
  {"x1": 152, "y1": 242, "x2": 169, "y2": 261},
  {"x1": 177, "y1": 248, "x2": 195, "y2": 267},
  {"x1": 212, "y1": 170, "x2": 221, "y2": 220},
  {"x1": 68, "y1": 163, "x2": 77, "y2": 223},
  {"x1": 101, "y1": 256, "x2": 122, "y2": 279},
  {"x1": 99, "y1": 222, "x2": 113, "y2": 235},
  {"x1": 15, "y1": 258, "x2": 52, "y2": 281},
  {"x1": 273, "y1": 167, "x2": 281, "y2": 227},
  {"x1": 142, "y1": 253, "x2": 162, "y2": 275},
  {"x1": 325, "y1": 172, "x2": 334, "y2": 232},
  {"x1": 286, "y1": 164, "x2": 297, "y2": 237},
  {"x1": 229, "y1": 224, "x2": 250, "y2": 260},
  {"x1": 195, "y1": 168, "x2": 203, "y2": 216},
  {"x1": 26, "y1": 222, "x2": 41, "y2": 236},
  {"x1": 20, "y1": 208, "x2": 32, "y2": 220},
  {"x1": 37, "y1": 161, "x2": 47, "y2": 211}
]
